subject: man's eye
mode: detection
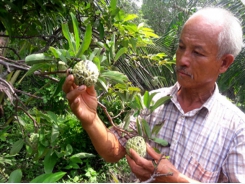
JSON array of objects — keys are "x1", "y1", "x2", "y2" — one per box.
[
  {"x1": 178, "y1": 45, "x2": 184, "y2": 49},
  {"x1": 194, "y1": 51, "x2": 204, "y2": 56}
]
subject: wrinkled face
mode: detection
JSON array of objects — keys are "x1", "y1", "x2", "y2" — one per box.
[{"x1": 175, "y1": 15, "x2": 223, "y2": 89}]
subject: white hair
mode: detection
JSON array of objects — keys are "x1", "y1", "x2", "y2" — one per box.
[{"x1": 189, "y1": 7, "x2": 244, "y2": 59}]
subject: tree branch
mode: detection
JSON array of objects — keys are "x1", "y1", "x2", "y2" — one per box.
[
  {"x1": 141, "y1": 154, "x2": 173, "y2": 183},
  {"x1": 97, "y1": 101, "x2": 134, "y2": 137}
]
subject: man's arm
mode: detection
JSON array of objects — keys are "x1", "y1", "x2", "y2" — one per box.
[
  {"x1": 62, "y1": 75, "x2": 126, "y2": 162},
  {"x1": 82, "y1": 114, "x2": 126, "y2": 162}
]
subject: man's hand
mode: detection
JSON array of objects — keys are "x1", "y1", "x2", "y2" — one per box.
[
  {"x1": 62, "y1": 75, "x2": 98, "y2": 126},
  {"x1": 126, "y1": 143, "x2": 200, "y2": 183},
  {"x1": 126, "y1": 143, "x2": 181, "y2": 183}
]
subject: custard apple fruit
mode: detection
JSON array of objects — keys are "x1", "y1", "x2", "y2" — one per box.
[
  {"x1": 126, "y1": 136, "x2": 146, "y2": 157},
  {"x1": 71, "y1": 60, "x2": 99, "y2": 86}
]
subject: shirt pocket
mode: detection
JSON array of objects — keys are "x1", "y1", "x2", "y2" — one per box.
[{"x1": 184, "y1": 156, "x2": 221, "y2": 183}]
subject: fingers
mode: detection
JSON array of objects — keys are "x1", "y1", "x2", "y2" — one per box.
[
  {"x1": 62, "y1": 75, "x2": 76, "y2": 94},
  {"x1": 66, "y1": 85, "x2": 86, "y2": 104},
  {"x1": 86, "y1": 85, "x2": 97, "y2": 96},
  {"x1": 128, "y1": 148, "x2": 154, "y2": 170},
  {"x1": 126, "y1": 151, "x2": 154, "y2": 181},
  {"x1": 63, "y1": 75, "x2": 97, "y2": 97},
  {"x1": 146, "y1": 143, "x2": 162, "y2": 160}
]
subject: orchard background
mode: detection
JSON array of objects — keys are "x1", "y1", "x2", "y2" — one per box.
[{"x1": 0, "y1": 0, "x2": 245, "y2": 182}]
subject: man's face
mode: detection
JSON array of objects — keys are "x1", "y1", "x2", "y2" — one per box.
[{"x1": 175, "y1": 15, "x2": 223, "y2": 89}]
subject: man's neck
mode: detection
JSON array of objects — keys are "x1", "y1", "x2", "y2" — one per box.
[{"x1": 177, "y1": 85, "x2": 215, "y2": 113}]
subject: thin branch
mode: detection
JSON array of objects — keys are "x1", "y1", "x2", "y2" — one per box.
[
  {"x1": 112, "y1": 108, "x2": 125, "y2": 119},
  {"x1": 14, "y1": 88, "x2": 43, "y2": 100},
  {"x1": 17, "y1": 106, "x2": 39, "y2": 131},
  {"x1": 141, "y1": 154, "x2": 173, "y2": 183},
  {"x1": 0, "y1": 47, "x2": 21, "y2": 59},
  {"x1": 0, "y1": 59, "x2": 29, "y2": 72},
  {"x1": 97, "y1": 101, "x2": 133, "y2": 137},
  {"x1": 0, "y1": 78, "x2": 39, "y2": 131}
]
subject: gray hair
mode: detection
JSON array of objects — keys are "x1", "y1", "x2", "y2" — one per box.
[{"x1": 189, "y1": 7, "x2": 243, "y2": 59}]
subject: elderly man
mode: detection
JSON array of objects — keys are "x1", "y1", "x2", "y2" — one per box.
[{"x1": 62, "y1": 7, "x2": 245, "y2": 183}]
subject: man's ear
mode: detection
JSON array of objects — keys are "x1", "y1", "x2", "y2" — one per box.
[{"x1": 219, "y1": 54, "x2": 234, "y2": 74}]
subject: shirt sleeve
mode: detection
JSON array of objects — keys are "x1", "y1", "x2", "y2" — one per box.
[{"x1": 222, "y1": 124, "x2": 245, "y2": 182}]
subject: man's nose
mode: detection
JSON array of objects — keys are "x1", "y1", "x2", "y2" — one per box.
[{"x1": 177, "y1": 50, "x2": 191, "y2": 66}]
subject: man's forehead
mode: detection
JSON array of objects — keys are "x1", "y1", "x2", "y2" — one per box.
[{"x1": 179, "y1": 39, "x2": 206, "y2": 49}]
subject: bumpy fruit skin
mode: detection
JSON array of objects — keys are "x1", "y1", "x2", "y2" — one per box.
[
  {"x1": 126, "y1": 136, "x2": 146, "y2": 157},
  {"x1": 72, "y1": 60, "x2": 99, "y2": 87}
]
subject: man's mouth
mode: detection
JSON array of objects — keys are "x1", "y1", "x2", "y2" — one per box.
[{"x1": 175, "y1": 66, "x2": 194, "y2": 79}]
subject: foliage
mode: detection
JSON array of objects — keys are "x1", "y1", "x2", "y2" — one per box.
[
  {"x1": 0, "y1": 0, "x2": 174, "y2": 182},
  {"x1": 1, "y1": 0, "x2": 245, "y2": 183}
]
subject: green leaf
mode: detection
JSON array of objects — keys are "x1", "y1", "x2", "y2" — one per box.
[
  {"x1": 151, "y1": 121, "x2": 165, "y2": 137},
  {"x1": 110, "y1": 0, "x2": 117, "y2": 11},
  {"x1": 8, "y1": 169, "x2": 22, "y2": 183},
  {"x1": 17, "y1": 116, "x2": 26, "y2": 127},
  {"x1": 65, "y1": 163, "x2": 80, "y2": 169},
  {"x1": 69, "y1": 157, "x2": 82, "y2": 163},
  {"x1": 25, "y1": 63, "x2": 49, "y2": 76},
  {"x1": 10, "y1": 139, "x2": 24, "y2": 155},
  {"x1": 148, "y1": 92, "x2": 158, "y2": 104},
  {"x1": 151, "y1": 137, "x2": 169, "y2": 147},
  {"x1": 37, "y1": 144, "x2": 48, "y2": 158},
  {"x1": 44, "y1": 151, "x2": 58, "y2": 174},
  {"x1": 76, "y1": 24, "x2": 92, "y2": 57},
  {"x1": 141, "y1": 119, "x2": 151, "y2": 139},
  {"x1": 114, "y1": 47, "x2": 127, "y2": 61},
  {"x1": 150, "y1": 95, "x2": 172, "y2": 112},
  {"x1": 62, "y1": 23, "x2": 76, "y2": 54},
  {"x1": 98, "y1": 20, "x2": 104, "y2": 39},
  {"x1": 122, "y1": 112, "x2": 131, "y2": 131},
  {"x1": 89, "y1": 48, "x2": 102, "y2": 61},
  {"x1": 70, "y1": 12, "x2": 80, "y2": 51},
  {"x1": 65, "y1": 144, "x2": 73, "y2": 156},
  {"x1": 52, "y1": 77, "x2": 66, "y2": 97},
  {"x1": 30, "y1": 172, "x2": 66, "y2": 183},
  {"x1": 128, "y1": 86, "x2": 141, "y2": 92},
  {"x1": 143, "y1": 91, "x2": 150, "y2": 108},
  {"x1": 25, "y1": 53, "x2": 53, "y2": 65},
  {"x1": 51, "y1": 124, "x2": 59, "y2": 145},
  {"x1": 97, "y1": 78, "x2": 108, "y2": 92},
  {"x1": 47, "y1": 111, "x2": 57, "y2": 123},
  {"x1": 133, "y1": 94, "x2": 143, "y2": 110},
  {"x1": 110, "y1": 33, "x2": 116, "y2": 59},
  {"x1": 136, "y1": 117, "x2": 143, "y2": 136},
  {"x1": 123, "y1": 14, "x2": 138, "y2": 22},
  {"x1": 49, "y1": 47, "x2": 67, "y2": 63},
  {"x1": 100, "y1": 71, "x2": 128, "y2": 84},
  {"x1": 70, "y1": 152, "x2": 95, "y2": 159}
]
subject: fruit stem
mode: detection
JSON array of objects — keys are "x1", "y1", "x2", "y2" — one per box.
[{"x1": 98, "y1": 101, "x2": 135, "y2": 138}]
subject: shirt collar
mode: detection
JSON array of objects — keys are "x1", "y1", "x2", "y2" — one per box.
[{"x1": 169, "y1": 82, "x2": 219, "y2": 115}]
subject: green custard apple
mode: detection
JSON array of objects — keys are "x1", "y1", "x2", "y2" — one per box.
[
  {"x1": 71, "y1": 60, "x2": 99, "y2": 87},
  {"x1": 126, "y1": 136, "x2": 146, "y2": 157}
]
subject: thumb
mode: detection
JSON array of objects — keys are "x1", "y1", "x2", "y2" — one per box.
[
  {"x1": 86, "y1": 85, "x2": 97, "y2": 96},
  {"x1": 146, "y1": 143, "x2": 161, "y2": 160}
]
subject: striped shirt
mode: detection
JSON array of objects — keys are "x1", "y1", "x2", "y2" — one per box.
[{"x1": 111, "y1": 82, "x2": 245, "y2": 182}]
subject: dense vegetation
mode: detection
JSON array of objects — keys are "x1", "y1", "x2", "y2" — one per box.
[{"x1": 0, "y1": 0, "x2": 245, "y2": 182}]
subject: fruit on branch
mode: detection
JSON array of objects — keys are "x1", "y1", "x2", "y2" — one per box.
[
  {"x1": 126, "y1": 136, "x2": 146, "y2": 157},
  {"x1": 70, "y1": 60, "x2": 99, "y2": 87}
]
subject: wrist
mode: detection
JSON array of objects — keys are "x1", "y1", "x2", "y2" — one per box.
[{"x1": 80, "y1": 113, "x2": 98, "y2": 130}]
